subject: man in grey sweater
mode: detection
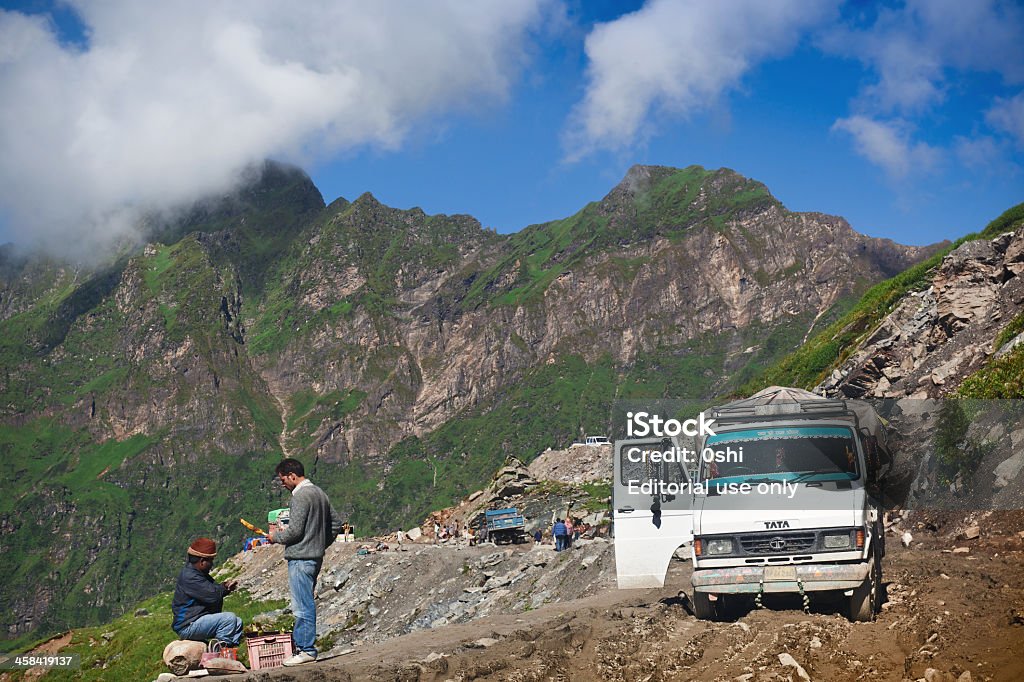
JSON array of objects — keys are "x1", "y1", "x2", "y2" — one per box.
[{"x1": 268, "y1": 458, "x2": 343, "y2": 666}]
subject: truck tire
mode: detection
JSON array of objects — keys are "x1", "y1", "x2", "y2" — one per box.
[
  {"x1": 848, "y1": 552, "x2": 880, "y2": 622},
  {"x1": 692, "y1": 591, "x2": 718, "y2": 621}
]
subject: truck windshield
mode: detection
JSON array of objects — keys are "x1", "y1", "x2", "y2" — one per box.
[{"x1": 700, "y1": 426, "x2": 859, "y2": 484}]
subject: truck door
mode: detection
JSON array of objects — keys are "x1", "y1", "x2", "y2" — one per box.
[{"x1": 613, "y1": 438, "x2": 695, "y2": 588}]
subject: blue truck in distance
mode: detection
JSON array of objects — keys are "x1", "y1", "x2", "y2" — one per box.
[{"x1": 485, "y1": 508, "x2": 528, "y2": 544}]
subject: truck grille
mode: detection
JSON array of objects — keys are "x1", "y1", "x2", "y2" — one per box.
[{"x1": 739, "y1": 531, "x2": 816, "y2": 554}]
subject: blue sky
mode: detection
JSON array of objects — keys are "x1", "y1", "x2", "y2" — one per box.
[{"x1": 0, "y1": 1, "x2": 1021, "y2": 255}]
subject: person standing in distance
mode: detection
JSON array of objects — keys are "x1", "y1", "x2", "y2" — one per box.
[
  {"x1": 268, "y1": 458, "x2": 343, "y2": 666},
  {"x1": 552, "y1": 518, "x2": 568, "y2": 551}
]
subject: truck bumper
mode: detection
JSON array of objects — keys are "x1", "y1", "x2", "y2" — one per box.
[{"x1": 692, "y1": 563, "x2": 869, "y2": 593}]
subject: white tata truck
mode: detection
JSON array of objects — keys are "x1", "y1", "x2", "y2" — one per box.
[{"x1": 613, "y1": 387, "x2": 889, "y2": 622}]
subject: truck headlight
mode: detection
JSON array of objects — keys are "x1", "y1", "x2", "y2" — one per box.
[
  {"x1": 823, "y1": 533, "x2": 852, "y2": 549},
  {"x1": 706, "y1": 538, "x2": 734, "y2": 555}
]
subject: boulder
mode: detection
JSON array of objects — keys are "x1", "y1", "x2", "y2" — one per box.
[
  {"x1": 468, "y1": 637, "x2": 500, "y2": 648},
  {"x1": 924, "y1": 668, "x2": 957, "y2": 682},
  {"x1": 777, "y1": 653, "x2": 810, "y2": 681},
  {"x1": 994, "y1": 451, "x2": 1024, "y2": 483}
]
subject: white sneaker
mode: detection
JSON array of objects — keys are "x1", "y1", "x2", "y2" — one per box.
[{"x1": 282, "y1": 651, "x2": 317, "y2": 666}]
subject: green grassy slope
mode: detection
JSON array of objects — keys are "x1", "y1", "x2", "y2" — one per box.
[
  {"x1": 0, "y1": 233, "x2": 292, "y2": 637},
  {"x1": 4, "y1": 589, "x2": 286, "y2": 682}
]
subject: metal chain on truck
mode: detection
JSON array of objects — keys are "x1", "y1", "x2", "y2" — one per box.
[{"x1": 797, "y1": 578, "x2": 810, "y2": 613}]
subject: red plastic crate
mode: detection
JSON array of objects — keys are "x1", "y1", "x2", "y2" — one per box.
[{"x1": 246, "y1": 633, "x2": 293, "y2": 670}]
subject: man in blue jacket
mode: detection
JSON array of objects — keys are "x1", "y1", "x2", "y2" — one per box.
[
  {"x1": 171, "y1": 537, "x2": 242, "y2": 645},
  {"x1": 269, "y1": 458, "x2": 343, "y2": 666},
  {"x1": 552, "y1": 518, "x2": 568, "y2": 551}
]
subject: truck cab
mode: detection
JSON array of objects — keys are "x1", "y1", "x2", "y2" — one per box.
[
  {"x1": 613, "y1": 387, "x2": 888, "y2": 622},
  {"x1": 485, "y1": 507, "x2": 528, "y2": 544}
]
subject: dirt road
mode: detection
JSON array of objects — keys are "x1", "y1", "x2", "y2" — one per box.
[{"x1": 232, "y1": 515, "x2": 1024, "y2": 682}]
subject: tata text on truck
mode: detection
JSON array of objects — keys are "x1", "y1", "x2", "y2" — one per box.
[{"x1": 613, "y1": 387, "x2": 890, "y2": 621}]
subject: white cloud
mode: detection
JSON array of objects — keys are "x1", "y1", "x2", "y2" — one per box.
[
  {"x1": 953, "y1": 135, "x2": 1002, "y2": 171},
  {"x1": 986, "y1": 93, "x2": 1024, "y2": 148},
  {"x1": 0, "y1": 1, "x2": 553, "y2": 255},
  {"x1": 822, "y1": 1, "x2": 1024, "y2": 180},
  {"x1": 832, "y1": 116, "x2": 940, "y2": 179},
  {"x1": 564, "y1": 0, "x2": 838, "y2": 159},
  {"x1": 824, "y1": 0, "x2": 1024, "y2": 115}
]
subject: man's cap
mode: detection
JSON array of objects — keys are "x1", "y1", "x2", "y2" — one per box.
[{"x1": 187, "y1": 537, "x2": 217, "y2": 558}]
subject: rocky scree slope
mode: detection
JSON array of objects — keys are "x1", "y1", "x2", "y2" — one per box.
[
  {"x1": 820, "y1": 223, "x2": 1024, "y2": 400},
  {"x1": 813, "y1": 211, "x2": 1024, "y2": 511},
  {"x1": 231, "y1": 536, "x2": 616, "y2": 653}
]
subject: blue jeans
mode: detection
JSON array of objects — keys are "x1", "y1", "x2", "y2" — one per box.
[
  {"x1": 177, "y1": 612, "x2": 243, "y2": 646},
  {"x1": 288, "y1": 559, "x2": 322, "y2": 656},
  {"x1": 555, "y1": 535, "x2": 567, "y2": 551}
]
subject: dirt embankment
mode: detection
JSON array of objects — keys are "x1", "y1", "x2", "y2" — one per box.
[{"x1": 219, "y1": 511, "x2": 1024, "y2": 682}]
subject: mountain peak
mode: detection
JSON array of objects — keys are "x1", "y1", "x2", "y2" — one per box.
[
  {"x1": 354, "y1": 191, "x2": 382, "y2": 206},
  {"x1": 607, "y1": 164, "x2": 760, "y2": 202},
  {"x1": 594, "y1": 164, "x2": 776, "y2": 228},
  {"x1": 241, "y1": 158, "x2": 315, "y2": 188},
  {"x1": 612, "y1": 164, "x2": 687, "y2": 197}
]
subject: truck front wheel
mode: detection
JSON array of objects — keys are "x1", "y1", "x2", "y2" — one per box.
[
  {"x1": 692, "y1": 591, "x2": 718, "y2": 621},
  {"x1": 848, "y1": 553, "x2": 880, "y2": 622}
]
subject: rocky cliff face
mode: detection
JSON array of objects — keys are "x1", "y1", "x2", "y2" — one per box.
[
  {"x1": 254, "y1": 164, "x2": 936, "y2": 464},
  {"x1": 819, "y1": 226, "x2": 1024, "y2": 399},
  {"x1": 0, "y1": 161, "x2": 939, "y2": 640}
]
